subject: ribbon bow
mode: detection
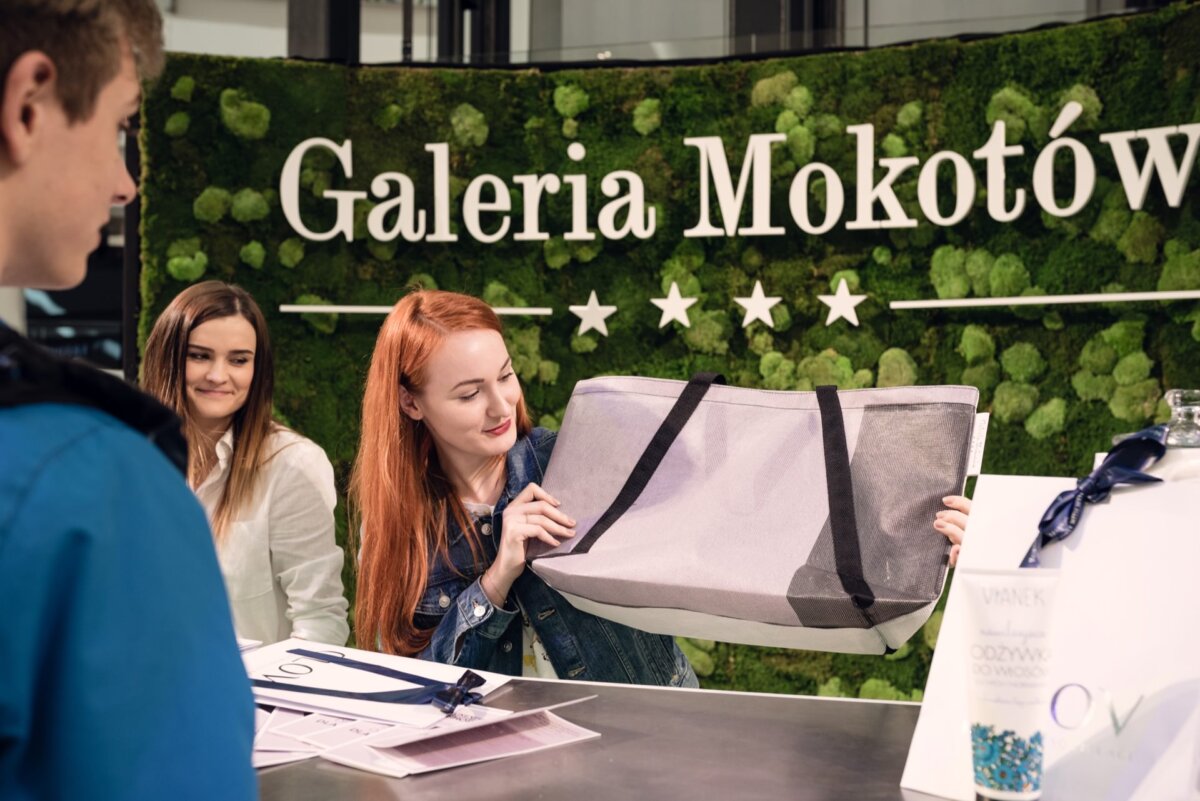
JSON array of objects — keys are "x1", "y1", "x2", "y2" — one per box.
[{"x1": 1022, "y1": 425, "x2": 1168, "y2": 568}]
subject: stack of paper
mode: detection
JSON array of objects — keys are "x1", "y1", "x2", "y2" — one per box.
[
  {"x1": 320, "y1": 700, "x2": 599, "y2": 778},
  {"x1": 243, "y1": 639, "x2": 598, "y2": 776},
  {"x1": 244, "y1": 639, "x2": 511, "y2": 727},
  {"x1": 252, "y1": 706, "x2": 322, "y2": 769}
]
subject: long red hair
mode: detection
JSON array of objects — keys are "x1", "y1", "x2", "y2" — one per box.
[{"x1": 351, "y1": 290, "x2": 531, "y2": 655}]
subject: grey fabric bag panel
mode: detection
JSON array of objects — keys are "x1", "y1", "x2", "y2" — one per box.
[{"x1": 529, "y1": 376, "x2": 978, "y2": 654}]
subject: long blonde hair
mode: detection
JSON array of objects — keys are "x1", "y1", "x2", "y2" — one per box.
[
  {"x1": 350, "y1": 290, "x2": 531, "y2": 655},
  {"x1": 142, "y1": 281, "x2": 277, "y2": 538}
]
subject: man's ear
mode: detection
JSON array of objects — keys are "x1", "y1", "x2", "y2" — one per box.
[
  {"x1": 399, "y1": 385, "x2": 424, "y2": 421},
  {"x1": 0, "y1": 51, "x2": 59, "y2": 166}
]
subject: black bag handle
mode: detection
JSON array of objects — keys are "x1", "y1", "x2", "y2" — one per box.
[
  {"x1": 815, "y1": 385, "x2": 876, "y2": 617},
  {"x1": 567, "y1": 372, "x2": 726, "y2": 556}
]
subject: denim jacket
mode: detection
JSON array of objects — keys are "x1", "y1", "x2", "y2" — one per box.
[{"x1": 416, "y1": 428, "x2": 697, "y2": 687}]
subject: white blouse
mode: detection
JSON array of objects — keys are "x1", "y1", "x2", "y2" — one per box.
[{"x1": 196, "y1": 426, "x2": 349, "y2": 646}]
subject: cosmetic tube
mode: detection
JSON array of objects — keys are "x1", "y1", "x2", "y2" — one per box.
[{"x1": 959, "y1": 567, "x2": 1061, "y2": 801}]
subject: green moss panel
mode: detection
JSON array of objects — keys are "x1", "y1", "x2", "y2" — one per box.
[{"x1": 140, "y1": 4, "x2": 1200, "y2": 697}]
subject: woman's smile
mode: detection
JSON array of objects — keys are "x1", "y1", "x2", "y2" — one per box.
[{"x1": 484, "y1": 419, "x2": 512, "y2": 436}]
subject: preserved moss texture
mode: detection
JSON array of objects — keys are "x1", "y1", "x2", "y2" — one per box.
[{"x1": 140, "y1": 6, "x2": 1200, "y2": 699}]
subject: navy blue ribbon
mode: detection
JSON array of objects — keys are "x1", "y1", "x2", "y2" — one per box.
[
  {"x1": 287, "y1": 649, "x2": 442, "y2": 686},
  {"x1": 1023, "y1": 425, "x2": 1168, "y2": 568},
  {"x1": 250, "y1": 648, "x2": 485, "y2": 713}
]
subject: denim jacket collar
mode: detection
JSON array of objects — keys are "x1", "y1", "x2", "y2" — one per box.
[
  {"x1": 500, "y1": 432, "x2": 545, "y2": 506},
  {"x1": 446, "y1": 431, "x2": 545, "y2": 544}
]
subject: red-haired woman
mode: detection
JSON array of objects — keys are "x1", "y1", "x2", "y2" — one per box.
[
  {"x1": 352, "y1": 290, "x2": 696, "y2": 685},
  {"x1": 143, "y1": 281, "x2": 349, "y2": 646}
]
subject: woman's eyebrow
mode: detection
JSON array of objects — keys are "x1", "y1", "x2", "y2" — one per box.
[
  {"x1": 448, "y1": 357, "x2": 513, "y2": 391},
  {"x1": 188, "y1": 345, "x2": 255, "y2": 356},
  {"x1": 450, "y1": 377, "x2": 485, "y2": 391}
]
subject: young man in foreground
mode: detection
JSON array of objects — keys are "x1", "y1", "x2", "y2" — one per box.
[{"x1": 0, "y1": 2, "x2": 256, "y2": 798}]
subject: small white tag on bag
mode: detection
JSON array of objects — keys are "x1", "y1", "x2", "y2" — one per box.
[{"x1": 967, "y1": 413, "x2": 989, "y2": 476}]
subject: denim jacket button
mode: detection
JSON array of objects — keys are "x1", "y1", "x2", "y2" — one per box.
[
  {"x1": 481, "y1": 522, "x2": 493, "y2": 536},
  {"x1": 501, "y1": 641, "x2": 513, "y2": 653},
  {"x1": 438, "y1": 594, "x2": 450, "y2": 609},
  {"x1": 473, "y1": 602, "x2": 486, "y2": 618}
]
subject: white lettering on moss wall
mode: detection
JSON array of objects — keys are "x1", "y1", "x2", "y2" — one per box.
[{"x1": 279, "y1": 103, "x2": 1200, "y2": 244}]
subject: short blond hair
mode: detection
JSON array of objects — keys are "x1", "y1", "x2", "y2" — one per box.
[{"x1": 0, "y1": 0, "x2": 164, "y2": 122}]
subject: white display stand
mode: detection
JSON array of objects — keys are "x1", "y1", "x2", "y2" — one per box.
[{"x1": 902, "y1": 473, "x2": 1200, "y2": 801}]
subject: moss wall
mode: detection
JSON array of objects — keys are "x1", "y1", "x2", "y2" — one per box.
[{"x1": 140, "y1": 4, "x2": 1200, "y2": 699}]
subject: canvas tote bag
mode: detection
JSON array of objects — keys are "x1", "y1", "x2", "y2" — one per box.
[{"x1": 529, "y1": 374, "x2": 979, "y2": 654}]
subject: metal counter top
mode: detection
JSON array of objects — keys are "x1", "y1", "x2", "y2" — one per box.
[{"x1": 259, "y1": 677, "x2": 946, "y2": 801}]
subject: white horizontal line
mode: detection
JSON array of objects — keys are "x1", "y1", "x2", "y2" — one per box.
[
  {"x1": 279, "y1": 305, "x2": 555, "y2": 316},
  {"x1": 492, "y1": 307, "x2": 554, "y2": 316},
  {"x1": 279, "y1": 305, "x2": 393, "y2": 314},
  {"x1": 890, "y1": 290, "x2": 1200, "y2": 309}
]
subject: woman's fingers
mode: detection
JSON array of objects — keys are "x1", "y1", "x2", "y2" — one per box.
[
  {"x1": 938, "y1": 509, "x2": 969, "y2": 531},
  {"x1": 934, "y1": 517, "x2": 964, "y2": 545},
  {"x1": 501, "y1": 520, "x2": 562, "y2": 548},
  {"x1": 523, "y1": 482, "x2": 561, "y2": 508},
  {"x1": 531, "y1": 529, "x2": 563, "y2": 548},
  {"x1": 512, "y1": 482, "x2": 539, "y2": 505},
  {"x1": 506, "y1": 497, "x2": 574, "y2": 531},
  {"x1": 942, "y1": 495, "x2": 972, "y2": 514},
  {"x1": 949, "y1": 543, "x2": 961, "y2": 567},
  {"x1": 936, "y1": 496, "x2": 970, "y2": 549},
  {"x1": 502, "y1": 511, "x2": 575, "y2": 542},
  {"x1": 524, "y1": 514, "x2": 576, "y2": 539},
  {"x1": 517, "y1": 500, "x2": 574, "y2": 528}
]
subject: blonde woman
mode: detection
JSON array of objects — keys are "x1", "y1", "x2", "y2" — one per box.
[{"x1": 143, "y1": 281, "x2": 348, "y2": 645}]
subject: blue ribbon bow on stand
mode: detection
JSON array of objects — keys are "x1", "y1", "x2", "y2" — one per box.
[{"x1": 1022, "y1": 424, "x2": 1169, "y2": 568}]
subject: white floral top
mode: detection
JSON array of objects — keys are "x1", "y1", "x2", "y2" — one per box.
[{"x1": 463, "y1": 501, "x2": 559, "y2": 679}]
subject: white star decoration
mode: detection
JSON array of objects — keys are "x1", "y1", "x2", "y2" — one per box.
[
  {"x1": 817, "y1": 279, "x2": 868, "y2": 327},
  {"x1": 568, "y1": 290, "x2": 618, "y2": 336},
  {"x1": 733, "y1": 280, "x2": 782, "y2": 329},
  {"x1": 650, "y1": 282, "x2": 699, "y2": 328},
  {"x1": 551, "y1": 281, "x2": 863, "y2": 339}
]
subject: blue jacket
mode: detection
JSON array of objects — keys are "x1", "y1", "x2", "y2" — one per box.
[
  {"x1": 0, "y1": 326, "x2": 256, "y2": 801},
  {"x1": 416, "y1": 427, "x2": 697, "y2": 687}
]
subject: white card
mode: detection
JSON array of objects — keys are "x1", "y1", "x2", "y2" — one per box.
[
  {"x1": 314, "y1": 705, "x2": 518, "y2": 780},
  {"x1": 297, "y1": 719, "x2": 395, "y2": 749},
  {"x1": 321, "y1": 697, "x2": 597, "y2": 778},
  {"x1": 371, "y1": 710, "x2": 599, "y2": 775},
  {"x1": 244, "y1": 638, "x2": 510, "y2": 727},
  {"x1": 255, "y1": 708, "x2": 321, "y2": 753},
  {"x1": 252, "y1": 750, "x2": 315, "y2": 770},
  {"x1": 272, "y1": 712, "x2": 353, "y2": 739},
  {"x1": 364, "y1": 696, "x2": 592, "y2": 749},
  {"x1": 254, "y1": 706, "x2": 271, "y2": 736}
]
